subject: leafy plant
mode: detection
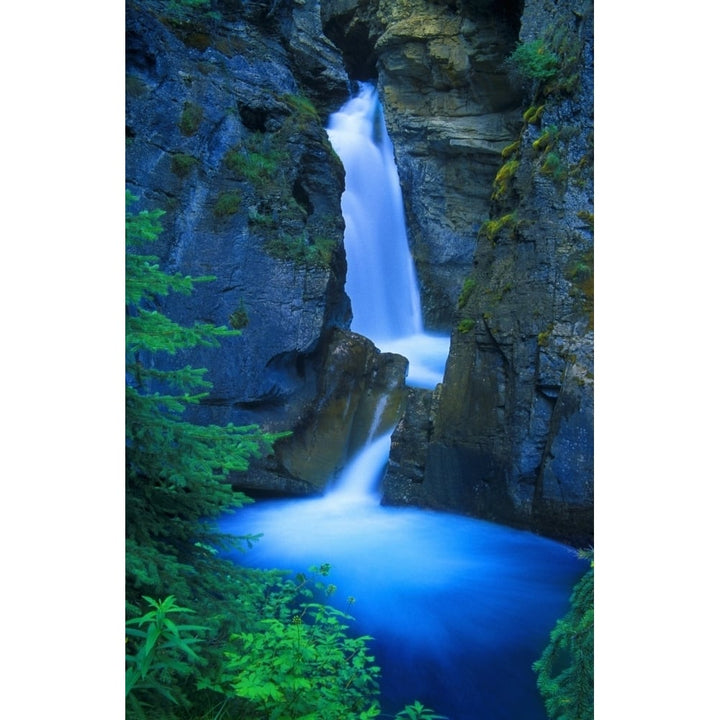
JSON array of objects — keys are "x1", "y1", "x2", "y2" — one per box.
[
  {"x1": 126, "y1": 595, "x2": 208, "y2": 714},
  {"x1": 126, "y1": 193, "x2": 388, "y2": 719},
  {"x1": 508, "y1": 39, "x2": 560, "y2": 82},
  {"x1": 394, "y1": 700, "x2": 449, "y2": 720},
  {"x1": 533, "y1": 550, "x2": 594, "y2": 720},
  {"x1": 523, "y1": 104, "x2": 545, "y2": 124}
]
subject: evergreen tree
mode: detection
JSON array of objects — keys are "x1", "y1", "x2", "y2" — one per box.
[
  {"x1": 125, "y1": 190, "x2": 284, "y2": 612},
  {"x1": 533, "y1": 550, "x2": 594, "y2": 720},
  {"x1": 125, "y1": 192, "x2": 382, "y2": 719}
]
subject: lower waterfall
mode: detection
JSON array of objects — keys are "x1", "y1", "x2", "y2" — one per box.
[{"x1": 218, "y1": 84, "x2": 586, "y2": 720}]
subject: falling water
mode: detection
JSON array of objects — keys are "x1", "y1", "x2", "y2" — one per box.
[
  {"x1": 325, "y1": 82, "x2": 450, "y2": 389},
  {"x1": 218, "y1": 85, "x2": 587, "y2": 719}
]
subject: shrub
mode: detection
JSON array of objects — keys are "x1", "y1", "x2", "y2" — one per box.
[
  {"x1": 533, "y1": 551, "x2": 594, "y2": 720},
  {"x1": 508, "y1": 39, "x2": 560, "y2": 82}
]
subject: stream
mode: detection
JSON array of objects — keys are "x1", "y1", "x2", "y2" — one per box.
[{"x1": 219, "y1": 83, "x2": 586, "y2": 720}]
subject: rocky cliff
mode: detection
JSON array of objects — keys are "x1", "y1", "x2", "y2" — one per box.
[
  {"x1": 126, "y1": 0, "x2": 593, "y2": 545},
  {"x1": 380, "y1": 0, "x2": 594, "y2": 546},
  {"x1": 126, "y1": 0, "x2": 404, "y2": 494}
]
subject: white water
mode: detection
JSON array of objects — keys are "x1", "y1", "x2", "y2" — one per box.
[
  {"x1": 219, "y1": 85, "x2": 587, "y2": 719},
  {"x1": 326, "y1": 82, "x2": 450, "y2": 389}
]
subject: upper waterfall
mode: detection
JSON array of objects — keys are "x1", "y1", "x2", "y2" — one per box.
[{"x1": 326, "y1": 83, "x2": 450, "y2": 389}]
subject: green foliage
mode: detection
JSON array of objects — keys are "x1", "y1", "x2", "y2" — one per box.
[
  {"x1": 179, "y1": 101, "x2": 203, "y2": 136},
  {"x1": 523, "y1": 104, "x2": 545, "y2": 125},
  {"x1": 282, "y1": 93, "x2": 320, "y2": 123},
  {"x1": 537, "y1": 325, "x2": 553, "y2": 347},
  {"x1": 170, "y1": 152, "x2": 198, "y2": 178},
  {"x1": 532, "y1": 125, "x2": 559, "y2": 153},
  {"x1": 224, "y1": 147, "x2": 282, "y2": 185},
  {"x1": 533, "y1": 550, "x2": 594, "y2": 720},
  {"x1": 508, "y1": 39, "x2": 560, "y2": 82},
  {"x1": 501, "y1": 139, "x2": 520, "y2": 159},
  {"x1": 126, "y1": 595, "x2": 208, "y2": 714},
  {"x1": 265, "y1": 232, "x2": 336, "y2": 267},
  {"x1": 457, "y1": 277, "x2": 477, "y2": 310},
  {"x1": 213, "y1": 191, "x2": 243, "y2": 217},
  {"x1": 457, "y1": 318, "x2": 475, "y2": 334},
  {"x1": 228, "y1": 302, "x2": 249, "y2": 330},
  {"x1": 394, "y1": 700, "x2": 449, "y2": 720},
  {"x1": 540, "y1": 152, "x2": 567, "y2": 183},
  {"x1": 126, "y1": 192, "x2": 386, "y2": 719},
  {"x1": 480, "y1": 212, "x2": 517, "y2": 243},
  {"x1": 491, "y1": 159, "x2": 519, "y2": 201}
]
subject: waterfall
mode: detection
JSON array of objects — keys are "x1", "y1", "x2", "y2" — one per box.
[
  {"x1": 326, "y1": 83, "x2": 450, "y2": 390},
  {"x1": 219, "y1": 85, "x2": 587, "y2": 720}
]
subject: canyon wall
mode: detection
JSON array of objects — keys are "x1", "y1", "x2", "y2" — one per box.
[{"x1": 126, "y1": 0, "x2": 593, "y2": 545}]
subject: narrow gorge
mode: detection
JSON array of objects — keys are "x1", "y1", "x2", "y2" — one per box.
[
  {"x1": 126, "y1": 0, "x2": 594, "y2": 717},
  {"x1": 126, "y1": 0, "x2": 593, "y2": 547}
]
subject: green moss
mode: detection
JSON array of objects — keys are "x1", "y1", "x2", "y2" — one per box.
[
  {"x1": 265, "y1": 233, "x2": 336, "y2": 267},
  {"x1": 566, "y1": 249, "x2": 594, "y2": 329},
  {"x1": 228, "y1": 303, "x2": 249, "y2": 330},
  {"x1": 248, "y1": 207, "x2": 275, "y2": 227},
  {"x1": 576, "y1": 210, "x2": 594, "y2": 229},
  {"x1": 178, "y1": 102, "x2": 203, "y2": 136},
  {"x1": 523, "y1": 105, "x2": 545, "y2": 125},
  {"x1": 481, "y1": 212, "x2": 517, "y2": 243},
  {"x1": 537, "y1": 326, "x2": 554, "y2": 347},
  {"x1": 457, "y1": 318, "x2": 475, "y2": 334},
  {"x1": 491, "y1": 159, "x2": 519, "y2": 201},
  {"x1": 457, "y1": 277, "x2": 478, "y2": 309},
  {"x1": 540, "y1": 152, "x2": 567, "y2": 183},
  {"x1": 501, "y1": 140, "x2": 521, "y2": 160},
  {"x1": 532, "y1": 125, "x2": 559, "y2": 153},
  {"x1": 170, "y1": 153, "x2": 198, "y2": 178},
  {"x1": 282, "y1": 93, "x2": 320, "y2": 122},
  {"x1": 224, "y1": 148, "x2": 281, "y2": 185},
  {"x1": 213, "y1": 191, "x2": 242, "y2": 218}
]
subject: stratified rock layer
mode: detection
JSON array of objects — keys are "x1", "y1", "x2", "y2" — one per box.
[{"x1": 382, "y1": 0, "x2": 594, "y2": 547}]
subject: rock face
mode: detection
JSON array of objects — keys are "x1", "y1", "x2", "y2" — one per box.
[
  {"x1": 126, "y1": 0, "x2": 594, "y2": 545},
  {"x1": 126, "y1": 0, "x2": 401, "y2": 494},
  {"x1": 382, "y1": 0, "x2": 594, "y2": 547},
  {"x1": 323, "y1": 0, "x2": 524, "y2": 328}
]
